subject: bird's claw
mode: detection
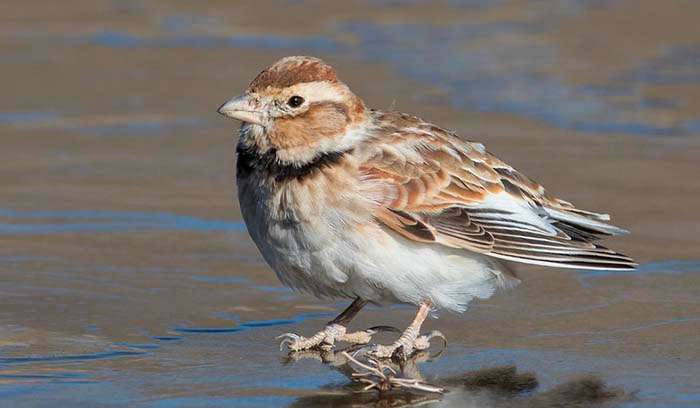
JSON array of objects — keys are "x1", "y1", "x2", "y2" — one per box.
[
  {"x1": 277, "y1": 332, "x2": 302, "y2": 341},
  {"x1": 414, "y1": 330, "x2": 447, "y2": 351},
  {"x1": 277, "y1": 324, "x2": 383, "y2": 352},
  {"x1": 277, "y1": 333, "x2": 309, "y2": 351}
]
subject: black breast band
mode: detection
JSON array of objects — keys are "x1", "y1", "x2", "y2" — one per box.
[{"x1": 236, "y1": 145, "x2": 351, "y2": 182}]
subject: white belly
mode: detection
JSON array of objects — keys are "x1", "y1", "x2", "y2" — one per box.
[{"x1": 237, "y1": 172, "x2": 513, "y2": 313}]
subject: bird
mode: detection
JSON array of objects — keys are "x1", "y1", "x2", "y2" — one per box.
[{"x1": 217, "y1": 56, "x2": 636, "y2": 359}]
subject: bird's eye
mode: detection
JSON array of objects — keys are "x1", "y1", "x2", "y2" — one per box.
[{"x1": 287, "y1": 95, "x2": 305, "y2": 108}]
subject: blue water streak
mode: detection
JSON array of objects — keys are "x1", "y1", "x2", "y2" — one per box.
[
  {"x1": 174, "y1": 312, "x2": 332, "y2": 334},
  {"x1": 88, "y1": 31, "x2": 341, "y2": 53},
  {"x1": 0, "y1": 349, "x2": 146, "y2": 365},
  {"x1": 578, "y1": 259, "x2": 700, "y2": 280},
  {"x1": 0, "y1": 209, "x2": 246, "y2": 235},
  {"x1": 0, "y1": 112, "x2": 58, "y2": 125}
]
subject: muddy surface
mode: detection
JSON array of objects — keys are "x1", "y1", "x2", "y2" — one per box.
[{"x1": 1, "y1": 0, "x2": 699, "y2": 407}]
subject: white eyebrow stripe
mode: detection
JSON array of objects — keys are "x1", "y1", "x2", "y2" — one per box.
[{"x1": 283, "y1": 81, "x2": 347, "y2": 104}]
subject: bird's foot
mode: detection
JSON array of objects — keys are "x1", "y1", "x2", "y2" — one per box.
[
  {"x1": 278, "y1": 324, "x2": 386, "y2": 352},
  {"x1": 366, "y1": 330, "x2": 446, "y2": 361}
]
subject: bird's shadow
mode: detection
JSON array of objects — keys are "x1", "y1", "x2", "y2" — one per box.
[{"x1": 282, "y1": 347, "x2": 631, "y2": 407}]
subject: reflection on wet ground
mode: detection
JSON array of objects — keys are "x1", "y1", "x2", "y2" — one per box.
[
  {"x1": 2, "y1": 0, "x2": 700, "y2": 407},
  {"x1": 286, "y1": 348, "x2": 630, "y2": 408}
]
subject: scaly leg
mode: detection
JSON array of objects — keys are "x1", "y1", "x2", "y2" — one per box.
[
  {"x1": 368, "y1": 301, "x2": 446, "y2": 360},
  {"x1": 278, "y1": 298, "x2": 383, "y2": 352}
]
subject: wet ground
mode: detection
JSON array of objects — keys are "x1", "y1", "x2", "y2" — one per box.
[{"x1": 1, "y1": 0, "x2": 700, "y2": 407}]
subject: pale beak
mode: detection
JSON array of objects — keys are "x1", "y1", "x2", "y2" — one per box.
[{"x1": 217, "y1": 94, "x2": 265, "y2": 125}]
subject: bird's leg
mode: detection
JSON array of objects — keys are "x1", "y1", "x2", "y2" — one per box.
[
  {"x1": 367, "y1": 301, "x2": 446, "y2": 360},
  {"x1": 278, "y1": 298, "x2": 380, "y2": 352}
]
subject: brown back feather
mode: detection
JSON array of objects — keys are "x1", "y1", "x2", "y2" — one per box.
[{"x1": 360, "y1": 110, "x2": 636, "y2": 271}]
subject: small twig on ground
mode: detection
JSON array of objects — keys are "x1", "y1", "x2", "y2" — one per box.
[{"x1": 341, "y1": 351, "x2": 445, "y2": 394}]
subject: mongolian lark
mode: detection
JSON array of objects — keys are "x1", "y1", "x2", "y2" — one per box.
[{"x1": 218, "y1": 56, "x2": 635, "y2": 359}]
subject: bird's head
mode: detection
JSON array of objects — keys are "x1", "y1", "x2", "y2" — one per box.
[{"x1": 218, "y1": 56, "x2": 368, "y2": 164}]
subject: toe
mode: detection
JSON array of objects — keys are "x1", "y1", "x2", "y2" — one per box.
[
  {"x1": 413, "y1": 336, "x2": 429, "y2": 351},
  {"x1": 414, "y1": 330, "x2": 447, "y2": 351},
  {"x1": 341, "y1": 331, "x2": 372, "y2": 345},
  {"x1": 366, "y1": 344, "x2": 397, "y2": 359},
  {"x1": 277, "y1": 333, "x2": 304, "y2": 351},
  {"x1": 277, "y1": 333, "x2": 302, "y2": 341}
]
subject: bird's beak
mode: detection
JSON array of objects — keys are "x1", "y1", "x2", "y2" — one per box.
[{"x1": 217, "y1": 94, "x2": 264, "y2": 125}]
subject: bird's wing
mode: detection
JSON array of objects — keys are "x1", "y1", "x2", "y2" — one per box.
[{"x1": 359, "y1": 111, "x2": 636, "y2": 270}]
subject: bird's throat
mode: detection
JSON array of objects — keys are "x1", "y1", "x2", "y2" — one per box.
[{"x1": 236, "y1": 143, "x2": 353, "y2": 183}]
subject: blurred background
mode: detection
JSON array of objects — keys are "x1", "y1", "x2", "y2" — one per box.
[{"x1": 1, "y1": 1, "x2": 699, "y2": 407}]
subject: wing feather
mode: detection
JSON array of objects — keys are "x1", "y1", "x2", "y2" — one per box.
[{"x1": 361, "y1": 111, "x2": 636, "y2": 271}]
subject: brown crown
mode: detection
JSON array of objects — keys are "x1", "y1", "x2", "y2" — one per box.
[{"x1": 248, "y1": 56, "x2": 338, "y2": 92}]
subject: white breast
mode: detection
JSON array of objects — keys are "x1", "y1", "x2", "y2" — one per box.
[
  {"x1": 237, "y1": 170, "x2": 360, "y2": 298},
  {"x1": 236, "y1": 169, "x2": 511, "y2": 313}
]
